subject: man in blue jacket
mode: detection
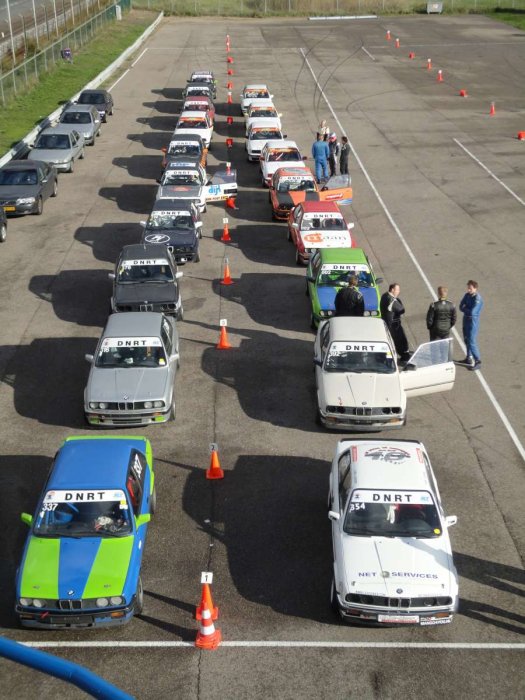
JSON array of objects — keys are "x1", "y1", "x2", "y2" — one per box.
[
  {"x1": 311, "y1": 133, "x2": 329, "y2": 184},
  {"x1": 459, "y1": 280, "x2": 484, "y2": 370}
]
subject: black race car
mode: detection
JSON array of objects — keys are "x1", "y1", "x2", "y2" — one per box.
[{"x1": 140, "y1": 199, "x2": 201, "y2": 264}]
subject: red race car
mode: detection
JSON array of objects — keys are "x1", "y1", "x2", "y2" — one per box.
[
  {"x1": 182, "y1": 95, "x2": 215, "y2": 125},
  {"x1": 287, "y1": 200, "x2": 355, "y2": 265}
]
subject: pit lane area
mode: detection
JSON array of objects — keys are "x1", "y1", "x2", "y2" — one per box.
[{"x1": 0, "y1": 14, "x2": 524, "y2": 699}]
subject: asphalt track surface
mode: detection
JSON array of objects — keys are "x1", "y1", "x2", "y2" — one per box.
[{"x1": 0, "y1": 14, "x2": 524, "y2": 700}]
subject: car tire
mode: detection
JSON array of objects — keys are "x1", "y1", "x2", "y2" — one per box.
[
  {"x1": 0, "y1": 224, "x2": 6, "y2": 243},
  {"x1": 305, "y1": 284, "x2": 309, "y2": 298},
  {"x1": 79, "y1": 148, "x2": 85, "y2": 160},
  {"x1": 134, "y1": 577, "x2": 144, "y2": 615},
  {"x1": 51, "y1": 179, "x2": 58, "y2": 197},
  {"x1": 310, "y1": 313, "x2": 317, "y2": 331},
  {"x1": 149, "y1": 486, "x2": 157, "y2": 516},
  {"x1": 287, "y1": 227, "x2": 292, "y2": 241},
  {"x1": 102, "y1": 114, "x2": 107, "y2": 123},
  {"x1": 108, "y1": 107, "x2": 113, "y2": 116},
  {"x1": 295, "y1": 249, "x2": 302, "y2": 266},
  {"x1": 330, "y1": 578, "x2": 340, "y2": 617},
  {"x1": 68, "y1": 160, "x2": 74, "y2": 174},
  {"x1": 33, "y1": 197, "x2": 43, "y2": 215},
  {"x1": 170, "y1": 397, "x2": 176, "y2": 421},
  {"x1": 261, "y1": 176, "x2": 267, "y2": 187},
  {"x1": 194, "y1": 249, "x2": 200, "y2": 263},
  {"x1": 315, "y1": 406, "x2": 322, "y2": 426},
  {"x1": 176, "y1": 305, "x2": 184, "y2": 321},
  {"x1": 96, "y1": 130, "x2": 101, "y2": 137}
]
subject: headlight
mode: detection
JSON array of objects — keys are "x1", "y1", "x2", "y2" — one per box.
[
  {"x1": 144, "y1": 401, "x2": 153, "y2": 409},
  {"x1": 16, "y1": 197, "x2": 35, "y2": 205},
  {"x1": 32, "y1": 599, "x2": 45, "y2": 608},
  {"x1": 363, "y1": 310, "x2": 371, "y2": 317},
  {"x1": 370, "y1": 310, "x2": 379, "y2": 317},
  {"x1": 98, "y1": 402, "x2": 107, "y2": 410},
  {"x1": 89, "y1": 402, "x2": 99, "y2": 409},
  {"x1": 110, "y1": 596, "x2": 124, "y2": 606},
  {"x1": 153, "y1": 400, "x2": 164, "y2": 408},
  {"x1": 96, "y1": 598, "x2": 109, "y2": 608},
  {"x1": 19, "y1": 598, "x2": 32, "y2": 606}
]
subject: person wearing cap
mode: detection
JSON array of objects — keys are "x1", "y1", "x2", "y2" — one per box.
[
  {"x1": 334, "y1": 275, "x2": 365, "y2": 317},
  {"x1": 328, "y1": 133, "x2": 340, "y2": 178},
  {"x1": 311, "y1": 132, "x2": 329, "y2": 184}
]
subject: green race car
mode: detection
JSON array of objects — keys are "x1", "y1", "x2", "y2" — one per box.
[{"x1": 306, "y1": 248, "x2": 383, "y2": 329}]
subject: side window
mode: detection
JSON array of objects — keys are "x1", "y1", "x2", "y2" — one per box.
[
  {"x1": 338, "y1": 452, "x2": 352, "y2": 507},
  {"x1": 311, "y1": 253, "x2": 321, "y2": 277},
  {"x1": 161, "y1": 317, "x2": 173, "y2": 356},
  {"x1": 126, "y1": 450, "x2": 145, "y2": 516},
  {"x1": 411, "y1": 339, "x2": 451, "y2": 368},
  {"x1": 423, "y1": 454, "x2": 440, "y2": 504},
  {"x1": 320, "y1": 326, "x2": 330, "y2": 358}
]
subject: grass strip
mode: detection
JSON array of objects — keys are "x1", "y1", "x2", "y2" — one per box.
[{"x1": 0, "y1": 10, "x2": 155, "y2": 154}]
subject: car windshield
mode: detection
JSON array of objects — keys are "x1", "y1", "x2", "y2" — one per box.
[
  {"x1": 117, "y1": 260, "x2": 174, "y2": 283},
  {"x1": 187, "y1": 87, "x2": 209, "y2": 96},
  {"x1": 318, "y1": 265, "x2": 373, "y2": 287},
  {"x1": 161, "y1": 170, "x2": 201, "y2": 186},
  {"x1": 79, "y1": 93, "x2": 105, "y2": 105},
  {"x1": 34, "y1": 489, "x2": 132, "y2": 538},
  {"x1": 96, "y1": 336, "x2": 167, "y2": 368},
  {"x1": 185, "y1": 103, "x2": 207, "y2": 112},
  {"x1": 251, "y1": 129, "x2": 280, "y2": 140},
  {"x1": 148, "y1": 211, "x2": 193, "y2": 230},
  {"x1": 277, "y1": 178, "x2": 315, "y2": 192},
  {"x1": 168, "y1": 143, "x2": 200, "y2": 157},
  {"x1": 179, "y1": 118, "x2": 207, "y2": 129},
  {"x1": 302, "y1": 216, "x2": 345, "y2": 230},
  {"x1": 268, "y1": 149, "x2": 301, "y2": 162},
  {"x1": 61, "y1": 112, "x2": 91, "y2": 124},
  {"x1": 343, "y1": 490, "x2": 442, "y2": 538},
  {"x1": 245, "y1": 90, "x2": 269, "y2": 99},
  {"x1": 324, "y1": 341, "x2": 395, "y2": 374},
  {"x1": 251, "y1": 109, "x2": 276, "y2": 118},
  {"x1": 35, "y1": 134, "x2": 70, "y2": 149},
  {"x1": 0, "y1": 169, "x2": 38, "y2": 185}
]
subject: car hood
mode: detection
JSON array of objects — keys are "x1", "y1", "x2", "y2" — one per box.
[
  {"x1": 317, "y1": 285, "x2": 378, "y2": 312},
  {"x1": 28, "y1": 149, "x2": 70, "y2": 163},
  {"x1": 18, "y1": 535, "x2": 133, "y2": 599},
  {"x1": 142, "y1": 229, "x2": 198, "y2": 247},
  {"x1": 340, "y1": 535, "x2": 454, "y2": 596},
  {"x1": 321, "y1": 371, "x2": 403, "y2": 408},
  {"x1": 264, "y1": 161, "x2": 307, "y2": 177},
  {"x1": 0, "y1": 185, "x2": 39, "y2": 199},
  {"x1": 115, "y1": 282, "x2": 178, "y2": 305},
  {"x1": 156, "y1": 185, "x2": 202, "y2": 200},
  {"x1": 88, "y1": 367, "x2": 170, "y2": 402},
  {"x1": 275, "y1": 192, "x2": 294, "y2": 206}
]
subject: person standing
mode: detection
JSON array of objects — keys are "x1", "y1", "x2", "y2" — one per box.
[
  {"x1": 459, "y1": 280, "x2": 483, "y2": 370},
  {"x1": 380, "y1": 283, "x2": 410, "y2": 362},
  {"x1": 426, "y1": 286, "x2": 457, "y2": 341},
  {"x1": 334, "y1": 275, "x2": 365, "y2": 317},
  {"x1": 339, "y1": 135, "x2": 350, "y2": 175},
  {"x1": 328, "y1": 133, "x2": 340, "y2": 178},
  {"x1": 311, "y1": 133, "x2": 329, "y2": 184},
  {"x1": 318, "y1": 119, "x2": 330, "y2": 137}
]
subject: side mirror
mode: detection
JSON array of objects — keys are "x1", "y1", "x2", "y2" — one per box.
[
  {"x1": 21, "y1": 513, "x2": 33, "y2": 526},
  {"x1": 29, "y1": 143, "x2": 35, "y2": 148},
  {"x1": 85, "y1": 353, "x2": 94, "y2": 363},
  {"x1": 161, "y1": 147, "x2": 167, "y2": 153},
  {"x1": 445, "y1": 515, "x2": 458, "y2": 527},
  {"x1": 195, "y1": 221, "x2": 203, "y2": 228},
  {"x1": 313, "y1": 358, "x2": 322, "y2": 367},
  {"x1": 307, "y1": 275, "x2": 315, "y2": 283},
  {"x1": 376, "y1": 277, "x2": 383, "y2": 284},
  {"x1": 347, "y1": 223, "x2": 355, "y2": 230},
  {"x1": 175, "y1": 271, "x2": 183, "y2": 280},
  {"x1": 302, "y1": 156, "x2": 308, "y2": 161},
  {"x1": 170, "y1": 352, "x2": 180, "y2": 362},
  {"x1": 269, "y1": 94, "x2": 274, "y2": 99},
  {"x1": 136, "y1": 513, "x2": 151, "y2": 528},
  {"x1": 139, "y1": 221, "x2": 146, "y2": 227},
  {"x1": 108, "y1": 272, "x2": 115, "y2": 280},
  {"x1": 328, "y1": 510, "x2": 340, "y2": 521},
  {"x1": 292, "y1": 222, "x2": 299, "y2": 229},
  {"x1": 283, "y1": 133, "x2": 288, "y2": 138},
  {"x1": 403, "y1": 363, "x2": 417, "y2": 372},
  {"x1": 278, "y1": 112, "x2": 283, "y2": 118}
]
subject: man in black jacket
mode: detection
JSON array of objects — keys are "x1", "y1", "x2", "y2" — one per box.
[
  {"x1": 334, "y1": 275, "x2": 365, "y2": 317},
  {"x1": 426, "y1": 286, "x2": 457, "y2": 341},
  {"x1": 380, "y1": 283, "x2": 410, "y2": 362}
]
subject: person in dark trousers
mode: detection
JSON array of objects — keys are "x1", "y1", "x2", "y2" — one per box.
[
  {"x1": 334, "y1": 275, "x2": 365, "y2": 317},
  {"x1": 311, "y1": 133, "x2": 329, "y2": 184},
  {"x1": 380, "y1": 283, "x2": 410, "y2": 362},
  {"x1": 339, "y1": 135, "x2": 350, "y2": 175},
  {"x1": 459, "y1": 279, "x2": 484, "y2": 370},
  {"x1": 426, "y1": 286, "x2": 457, "y2": 341},
  {"x1": 328, "y1": 133, "x2": 340, "y2": 178}
]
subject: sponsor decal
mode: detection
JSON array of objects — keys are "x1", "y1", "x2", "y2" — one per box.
[
  {"x1": 151, "y1": 211, "x2": 190, "y2": 218},
  {"x1": 122, "y1": 259, "x2": 169, "y2": 267},
  {"x1": 102, "y1": 337, "x2": 162, "y2": 348},
  {"x1": 357, "y1": 571, "x2": 439, "y2": 580},
  {"x1": 169, "y1": 140, "x2": 198, "y2": 148},
  {"x1": 328, "y1": 342, "x2": 392, "y2": 357},
  {"x1": 351, "y1": 490, "x2": 434, "y2": 505},
  {"x1": 302, "y1": 232, "x2": 349, "y2": 246},
  {"x1": 44, "y1": 489, "x2": 126, "y2": 503},
  {"x1": 321, "y1": 264, "x2": 369, "y2": 273},
  {"x1": 303, "y1": 212, "x2": 344, "y2": 221},
  {"x1": 377, "y1": 615, "x2": 420, "y2": 624},
  {"x1": 420, "y1": 617, "x2": 452, "y2": 626},
  {"x1": 364, "y1": 446, "x2": 412, "y2": 463},
  {"x1": 145, "y1": 234, "x2": 170, "y2": 244}
]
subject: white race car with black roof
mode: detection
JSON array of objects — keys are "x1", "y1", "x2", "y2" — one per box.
[
  {"x1": 314, "y1": 317, "x2": 455, "y2": 430},
  {"x1": 141, "y1": 199, "x2": 202, "y2": 264},
  {"x1": 245, "y1": 118, "x2": 285, "y2": 162},
  {"x1": 84, "y1": 312, "x2": 180, "y2": 427},
  {"x1": 328, "y1": 438, "x2": 459, "y2": 626},
  {"x1": 240, "y1": 84, "x2": 273, "y2": 116},
  {"x1": 161, "y1": 133, "x2": 207, "y2": 171},
  {"x1": 109, "y1": 243, "x2": 183, "y2": 318},
  {"x1": 259, "y1": 140, "x2": 307, "y2": 187},
  {"x1": 187, "y1": 70, "x2": 217, "y2": 99},
  {"x1": 156, "y1": 161, "x2": 237, "y2": 213},
  {"x1": 175, "y1": 110, "x2": 213, "y2": 149}
]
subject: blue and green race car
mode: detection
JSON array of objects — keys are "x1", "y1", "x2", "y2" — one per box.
[
  {"x1": 15, "y1": 436, "x2": 155, "y2": 629},
  {"x1": 306, "y1": 248, "x2": 383, "y2": 329}
]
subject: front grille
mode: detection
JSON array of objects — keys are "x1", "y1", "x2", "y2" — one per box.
[
  {"x1": 345, "y1": 594, "x2": 453, "y2": 607},
  {"x1": 118, "y1": 401, "x2": 135, "y2": 410},
  {"x1": 139, "y1": 303, "x2": 153, "y2": 311},
  {"x1": 326, "y1": 406, "x2": 402, "y2": 416},
  {"x1": 58, "y1": 599, "x2": 82, "y2": 610},
  {"x1": 0, "y1": 199, "x2": 16, "y2": 206}
]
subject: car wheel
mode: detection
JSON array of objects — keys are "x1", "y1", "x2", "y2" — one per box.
[
  {"x1": 134, "y1": 577, "x2": 144, "y2": 615},
  {"x1": 176, "y1": 305, "x2": 184, "y2": 321},
  {"x1": 315, "y1": 406, "x2": 322, "y2": 426},
  {"x1": 330, "y1": 578, "x2": 340, "y2": 616},
  {"x1": 102, "y1": 114, "x2": 107, "y2": 123},
  {"x1": 96, "y1": 130, "x2": 101, "y2": 137},
  {"x1": 261, "y1": 176, "x2": 267, "y2": 187},
  {"x1": 295, "y1": 249, "x2": 302, "y2": 266},
  {"x1": 33, "y1": 197, "x2": 43, "y2": 215},
  {"x1": 108, "y1": 107, "x2": 113, "y2": 116},
  {"x1": 68, "y1": 159, "x2": 74, "y2": 174},
  {"x1": 149, "y1": 486, "x2": 157, "y2": 516},
  {"x1": 310, "y1": 313, "x2": 317, "y2": 331},
  {"x1": 51, "y1": 179, "x2": 58, "y2": 197},
  {"x1": 170, "y1": 396, "x2": 177, "y2": 421},
  {"x1": 79, "y1": 148, "x2": 85, "y2": 160},
  {"x1": 0, "y1": 224, "x2": 6, "y2": 243},
  {"x1": 305, "y1": 284, "x2": 309, "y2": 298},
  {"x1": 287, "y1": 227, "x2": 292, "y2": 241},
  {"x1": 194, "y1": 249, "x2": 200, "y2": 263}
]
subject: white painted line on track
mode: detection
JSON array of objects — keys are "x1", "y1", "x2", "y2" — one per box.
[
  {"x1": 299, "y1": 47, "x2": 525, "y2": 463},
  {"x1": 20, "y1": 641, "x2": 525, "y2": 649},
  {"x1": 454, "y1": 139, "x2": 525, "y2": 208},
  {"x1": 131, "y1": 48, "x2": 148, "y2": 67},
  {"x1": 361, "y1": 46, "x2": 376, "y2": 61},
  {"x1": 108, "y1": 69, "x2": 130, "y2": 92},
  {"x1": 366, "y1": 41, "x2": 521, "y2": 50}
]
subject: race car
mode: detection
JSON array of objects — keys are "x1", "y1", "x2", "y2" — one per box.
[
  {"x1": 314, "y1": 317, "x2": 456, "y2": 431},
  {"x1": 161, "y1": 134, "x2": 207, "y2": 171},
  {"x1": 156, "y1": 161, "x2": 237, "y2": 213},
  {"x1": 182, "y1": 82, "x2": 214, "y2": 101},
  {"x1": 306, "y1": 248, "x2": 383, "y2": 328},
  {"x1": 328, "y1": 438, "x2": 459, "y2": 626},
  {"x1": 141, "y1": 199, "x2": 202, "y2": 264},
  {"x1": 182, "y1": 95, "x2": 215, "y2": 124},
  {"x1": 245, "y1": 100, "x2": 282, "y2": 132},
  {"x1": 287, "y1": 200, "x2": 354, "y2": 265},
  {"x1": 240, "y1": 84, "x2": 273, "y2": 116},
  {"x1": 175, "y1": 111, "x2": 213, "y2": 149},
  {"x1": 259, "y1": 140, "x2": 307, "y2": 187},
  {"x1": 268, "y1": 167, "x2": 317, "y2": 220},
  {"x1": 16, "y1": 435, "x2": 155, "y2": 628},
  {"x1": 246, "y1": 119, "x2": 285, "y2": 162},
  {"x1": 187, "y1": 70, "x2": 217, "y2": 99}
]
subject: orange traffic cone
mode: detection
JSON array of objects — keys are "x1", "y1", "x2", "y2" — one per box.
[
  {"x1": 395, "y1": 37, "x2": 400, "y2": 48},
  {"x1": 459, "y1": 89, "x2": 468, "y2": 97},
  {"x1": 207, "y1": 446, "x2": 225, "y2": 478},
  {"x1": 216, "y1": 326, "x2": 232, "y2": 351},
  {"x1": 227, "y1": 68, "x2": 234, "y2": 76},
  {"x1": 196, "y1": 583, "x2": 219, "y2": 621},
  {"x1": 225, "y1": 196, "x2": 238, "y2": 211},
  {"x1": 437, "y1": 69, "x2": 443, "y2": 82},
  {"x1": 227, "y1": 91, "x2": 233, "y2": 104},
  {"x1": 409, "y1": 51, "x2": 415, "y2": 59},
  {"x1": 225, "y1": 161, "x2": 231, "y2": 175},
  {"x1": 220, "y1": 258, "x2": 233, "y2": 286},
  {"x1": 386, "y1": 30, "x2": 391, "y2": 40},
  {"x1": 195, "y1": 601, "x2": 221, "y2": 649},
  {"x1": 221, "y1": 218, "x2": 231, "y2": 242},
  {"x1": 427, "y1": 58, "x2": 432, "y2": 70},
  {"x1": 518, "y1": 131, "x2": 525, "y2": 141},
  {"x1": 227, "y1": 56, "x2": 234, "y2": 64},
  {"x1": 227, "y1": 116, "x2": 233, "y2": 125},
  {"x1": 489, "y1": 102, "x2": 496, "y2": 116},
  {"x1": 227, "y1": 81, "x2": 233, "y2": 89},
  {"x1": 226, "y1": 137, "x2": 233, "y2": 148}
]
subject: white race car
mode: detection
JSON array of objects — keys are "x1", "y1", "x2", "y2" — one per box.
[
  {"x1": 240, "y1": 84, "x2": 273, "y2": 116},
  {"x1": 259, "y1": 139, "x2": 307, "y2": 187},
  {"x1": 314, "y1": 317, "x2": 455, "y2": 430},
  {"x1": 175, "y1": 111, "x2": 213, "y2": 149},
  {"x1": 156, "y1": 162, "x2": 236, "y2": 213},
  {"x1": 245, "y1": 119, "x2": 285, "y2": 162},
  {"x1": 245, "y1": 100, "x2": 282, "y2": 133},
  {"x1": 328, "y1": 438, "x2": 459, "y2": 626}
]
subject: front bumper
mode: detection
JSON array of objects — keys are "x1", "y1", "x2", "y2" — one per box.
[
  {"x1": 319, "y1": 407, "x2": 405, "y2": 431},
  {"x1": 2, "y1": 201, "x2": 38, "y2": 216},
  {"x1": 334, "y1": 591, "x2": 457, "y2": 625},
  {"x1": 17, "y1": 602, "x2": 135, "y2": 629},
  {"x1": 273, "y1": 206, "x2": 293, "y2": 221},
  {"x1": 85, "y1": 407, "x2": 171, "y2": 426},
  {"x1": 169, "y1": 247, "x2": 198, "y2": 264},
  {"x1": 113, "y1": 299, "x2": 181, "y2": 315}
]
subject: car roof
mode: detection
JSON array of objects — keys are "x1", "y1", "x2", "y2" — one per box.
[
  {"x1": 80, "y1": 89, "x2": 109, "y2": 96},
  {"x1": 326, "y1": 316, "x2": 389, "y2": 343},
  {"x1": 184, "y1": 96, "x2": 212, "y2": 103},
  {"x1": 103, "y1": 312, "x2": 164, "y2": 338},
  {"x1": 264, "y1": 140, "x2": 299, "y2": 149},
  {"x1": 249, "y1": 118, "x2": 280, "y2": 128},
  {"x1": 178, "y1": 111, "x2": 209, "y2": 119},
  {"x1": 152, "y1": 199, "x2": 193, "y2": 212},
  {"x1": 339, "y1": 440, "x2": 432, "y2": 492},
  {"x1": 275, "y1": 167, "x2": 314, "y2": 178},
  {"x1": 169, "y1": 133, "x2": 203, "y2": 144},
  {"x1": 243, "y1": 84, "x2": 269, "y2": 90},
  {"x1": 249, "y1": 100, "x2": 275, "y2": 109},
  {"x1": 186, "y1": 82, "x2": 212, "y2": 89},
  {"x1": 318, "y1": 248, "x2": 368, "y2": 264},
  {"x1": 39, "y1": 125, "x2": 78, "y2": 136},
  {"x1": 300, "y1": 200, "x2": 341, "y2": 213},
  {"x1": 120, "y1": 243, "x2": 173, "y2": 261},
  {"x1": 48, "y1": 437, "x2": 149, "y2": 490},
  {"x1": 1, "y1": 160, "x2": 43, "y2": 170}
]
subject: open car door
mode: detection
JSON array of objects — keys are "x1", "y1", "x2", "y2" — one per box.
[
  {"x1": 204, "y1": 168, "x2": 238, "y2": 202},
  {"x1": 400, "y1": 339, "x2": 456, "y2": 397},
  {"x1": 317, "y1": 174, "x2": 353, "y2": 205}
]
